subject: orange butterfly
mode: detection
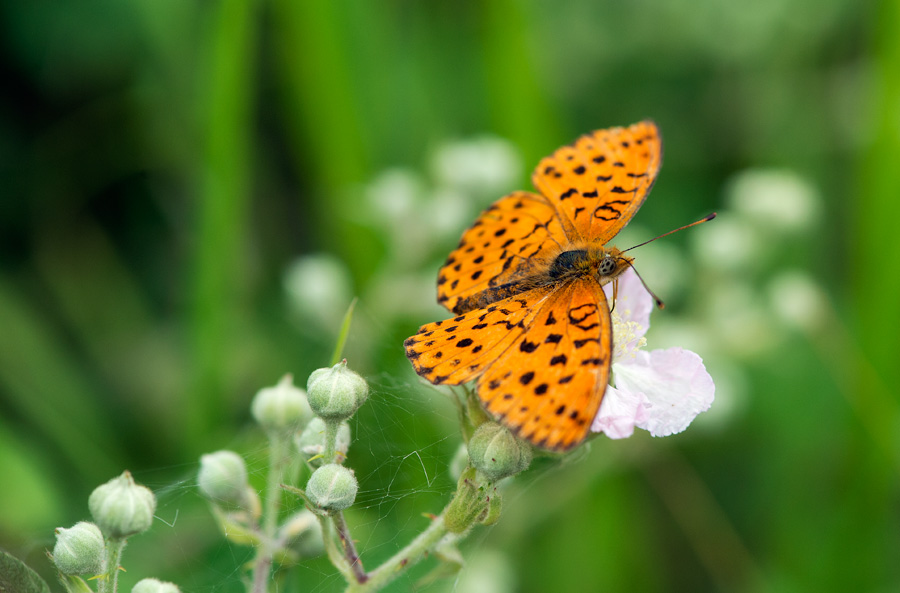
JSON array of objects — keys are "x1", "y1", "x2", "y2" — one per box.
[{"x1": 404, "y1": 121, "x2": 662, "y2": 451}]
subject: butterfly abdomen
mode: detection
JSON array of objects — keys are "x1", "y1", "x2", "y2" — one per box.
[{"x1": 453, "y1": 280, "x2": 530, "y2": 314}]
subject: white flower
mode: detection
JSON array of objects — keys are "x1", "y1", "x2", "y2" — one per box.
[{"x1": 592, "y1": 269, "x2": 715, "y2": 439}]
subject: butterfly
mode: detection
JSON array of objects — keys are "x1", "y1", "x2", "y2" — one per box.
[{"x1": 404, "y1": 121, "x2": 662, "y2": 451}]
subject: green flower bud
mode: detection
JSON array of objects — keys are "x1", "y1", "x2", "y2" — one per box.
[
  {"x1": 198, "y1": 450, "x2": 250, "y2": 508},
  {"x1": 480, "y1": 490, "x2": 502, "y2": 526},
  {"x1": 295, "y1": 418, "x2": 351, "y2": 466},
  {"x1": 306, "y1": 361, "x2": 368, "y2": 421},
  {"x1": 52, "y1": 521, "x2": 105, "y2": 575},
  {"x1": 306, "y1": 464, "x2": 358, "y2": 511},
  {"x1": 132, "y1": 578, "x2": 181, "y2": 593},
  {"x1": 251, "y1": 374, "x2": 313, "y2": 433},
  {"x1": 89, "y1": 471, "x2": 156, "y2": 539},
  {"x1": 467, "y1": 423, "x2": 532, "y2": 482},
  {"x1": 445, "y1": 466, "x2": 495, "y2": 534}
]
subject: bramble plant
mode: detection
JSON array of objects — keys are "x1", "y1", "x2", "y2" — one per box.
[
  {"x1": 9, "y1": 134, "x2": 815, "y2": 593},
  {"x1": 187, "y1": 263, "x2": 714, "y2": 592},
  {"x1": 196, "y1": 353, "x2": 528, "y2": 593},
  {"x1": 0, "y1": 260, "x2": 715, "y2": 593}
]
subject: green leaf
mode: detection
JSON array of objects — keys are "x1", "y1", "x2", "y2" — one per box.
[
  {"x1": 58, "y1": 574, "x2": 93, "y2": 593},
  {"x1": 0, "y1": 550, "x2": 51, "y2": 593},
  {"x1": 329, "y1": 297, "x2": 357, "y2": 366}
]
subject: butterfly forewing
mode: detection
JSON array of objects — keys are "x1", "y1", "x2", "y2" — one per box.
[
  {"x1": 475, "y1": 279, "x2": 611, "y2": 450},
  {"x1": 436, "y1": 191, "x2": 568, "y2": 314},
  {"x1": 532, "y1": 120, "x2": 662, "y2": 244}
]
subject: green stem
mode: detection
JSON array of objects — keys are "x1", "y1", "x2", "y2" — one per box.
[
  {"x1": 323, "y1": 420, "x2": 339, "y2": 464},
  {"x1": 99, "y1": 539, "x2": 126, "y2": 593},
  {"x1": 250, "y1": 432, "x2": 290, "y2": 593},
  {"x1": 344, "y1": 514, "x2": 448, "y2": 593}
]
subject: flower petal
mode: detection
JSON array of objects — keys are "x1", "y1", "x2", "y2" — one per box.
[
  {"x1": 611, "y1": 348, "x2": 715, "y2": 437},
  {"x1": 603, "y1": 268, "x2": 653, "y2": 338},
  {"x1": 590, "y1": 385, "x2": 650, "y2": 439}
]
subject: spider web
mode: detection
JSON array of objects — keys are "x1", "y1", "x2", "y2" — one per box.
[{"x1": 132, "y1": 368, "x2": 467, "y2": 593}]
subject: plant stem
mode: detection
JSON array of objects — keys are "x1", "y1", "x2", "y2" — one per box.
[
  {"x1": 317, "y1": 513, "x2": 355, "y2": 581},
  {"x1": 344, "y1": 514, "x2": 448, "y2": 593},
  {"x1": 250, "y1": 432, "x2": 290, "y2": 593},
  {"x1": 323, "y1": 420, "x2": 339, "y2": 464},
  {"x1": 331, "y1": 510, "x2": 367, "y2": 583},
  {"x1": 265, "y1": 434, "x2": 290, "y2": 534},
  {"x1": 99, "y1": 539, "x2": 126, "y2": 593},
  {"x1": 251, "y1": 554, "x2": 273, "y2": 593}
]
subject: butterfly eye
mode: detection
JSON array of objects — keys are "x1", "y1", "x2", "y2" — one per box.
[{"x1": 598, "y1": 256, "x2": 617, "y2": 276}]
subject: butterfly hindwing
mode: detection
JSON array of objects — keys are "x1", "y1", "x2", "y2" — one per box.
[
  {"x1": 404, "y1": 290, "x2": 548, "y2": 386},
  {"x1": 476, "y1": 278, "x2": 611, "y2": 451}
]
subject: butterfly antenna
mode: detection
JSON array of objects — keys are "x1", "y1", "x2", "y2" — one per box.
[
  {"x1": 622, "y1": 212, "x2": 717, "y2": 253},
  {"x1": 627, "y1": 263, "x2": 666, "y2": 309}
]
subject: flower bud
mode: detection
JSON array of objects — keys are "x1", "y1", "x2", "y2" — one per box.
[
  {"x1": 307, "y1": 361, "x2": 368, "y2": 421},
  {"x1": 467, "y1": 423, "x2": 531, "y2": 482},
  {"x1": 198, "y1": 450, "x2": 250, "y2": 508},
  {"x1": 295, "y1": 418, "x2": 351, "y2": 466},
  {"x1": 306, "y1": 464, "x2": 358, "y2": 511},
  {"x1": 480, "y1": 490, "x2": 502, "y2": 526},
  {"x1": 89, "y1": 471, "x2": 156, "y2": 539},
  {"x1": 132, "y1": 578, "x2": 181, "y2": 593},
  {"x1": 251, "y1": 374, "x2": 313, "y2": 433},
  {"x1": 52, "y1": 521, "x2": 104, "y2": 575}
]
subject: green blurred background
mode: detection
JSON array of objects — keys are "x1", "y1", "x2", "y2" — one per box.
[{"x1": 1, "y1": 0, "x2": 898, "y2": 591}]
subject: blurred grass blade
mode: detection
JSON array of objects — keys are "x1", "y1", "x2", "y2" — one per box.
[
  {"x1": 188, "y1": 0, "x2": 259, "y2": 449},
  {"x1": 0, "y1": 276, "x2": 123, "y2": 478},
  {"x1": 329, "y1": 297, "x2": 358, "y2": 366}
]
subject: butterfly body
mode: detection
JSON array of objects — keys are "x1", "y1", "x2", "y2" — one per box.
[
  {"x1": 453, "y1": 245, "x2": 634, "y2": 315},
  {"x1": 405, "y1": 122, "x2": 662, "y2": 451}
]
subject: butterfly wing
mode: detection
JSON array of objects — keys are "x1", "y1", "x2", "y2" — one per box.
[
  {"x1": 476, "y1": 277, "x2": 611, "y2": 450},
  {"x1": 405, "y1": 287, "x2": 551, "y2": 386},
  {"x1": 405, "y1": 278, "x2": 610, "y2": 451},
  {"x1": 532, "y1": 120, "x2": 662, "y2": 244},
  {"x1": 436, "y1": 191, "x2": 569, "y2": 315}
]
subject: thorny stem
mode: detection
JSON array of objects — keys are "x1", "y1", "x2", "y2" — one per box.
[
  {"x1": 317, "y1": 513, "x2": 355, "y2": 581},
  {"x1": 332, "y1": 510, "x2": 367, "y2": 584},
  {"x1": 344, "y1": 513, "x2": 449, "y2": 593}
]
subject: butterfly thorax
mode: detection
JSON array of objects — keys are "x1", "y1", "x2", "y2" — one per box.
[
  {"x1": 547, "y1": 245, "x2": 633, "y2": 283},
  {"x1": 452, "y1": 245, "x2": 634, "y2": 314}
]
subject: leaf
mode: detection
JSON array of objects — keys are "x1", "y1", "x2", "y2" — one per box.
[
  {"x1": 329, "y1": 297, "x2": 357, "y2": 366},
  {"x1": 0, "y1": 550, "x2": 51, "y2": 593}
]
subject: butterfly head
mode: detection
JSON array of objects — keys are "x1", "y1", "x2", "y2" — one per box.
[{"x1": 596, "y1": 246, "x2": 634, "y2": 282}]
